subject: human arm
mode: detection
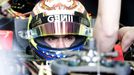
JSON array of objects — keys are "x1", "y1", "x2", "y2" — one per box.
[
  {"x1": 118, "y1": 27, "x2": 134, "y2": 52},
  {"x1": 93, "y1": 0, "x2": 121, "y2": 52}
]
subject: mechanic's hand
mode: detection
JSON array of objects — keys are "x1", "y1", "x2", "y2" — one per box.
[{"x1": 118, "y1": 27, "x2": 134, "y2": 52}]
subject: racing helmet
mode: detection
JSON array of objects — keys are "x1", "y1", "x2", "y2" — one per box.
[{"x1": 19, "y1": 0, "x2": 92, "y2": 60}]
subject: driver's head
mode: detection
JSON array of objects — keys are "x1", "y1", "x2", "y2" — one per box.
[{"x1": 21, "y1": 0, "x2": 92, "y2": 60}]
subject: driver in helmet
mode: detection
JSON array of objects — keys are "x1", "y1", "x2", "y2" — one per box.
[{"x1": 19, "y1": 0, "x2": 92, "y2": 60}]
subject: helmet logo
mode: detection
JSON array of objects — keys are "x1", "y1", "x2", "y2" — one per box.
[{"x1": 47, "y1": 14, "x2": 73, "y2": 22}]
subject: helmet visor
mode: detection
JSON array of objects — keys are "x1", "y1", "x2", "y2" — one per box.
[{"x1": 18, "y1": 22, "x2": 91, "y2": 39}]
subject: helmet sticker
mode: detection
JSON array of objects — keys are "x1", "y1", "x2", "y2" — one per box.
[{"x1": 47, "y1": 14, "x2": 73, "y2": 22}]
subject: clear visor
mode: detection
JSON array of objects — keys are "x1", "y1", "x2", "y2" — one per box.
[
  {"x1": 18, "y1": 22, "x2": 91, "y2": 39},
  {"x1": 35, "y1": 35, "x2": 86, "y2": 49}
]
